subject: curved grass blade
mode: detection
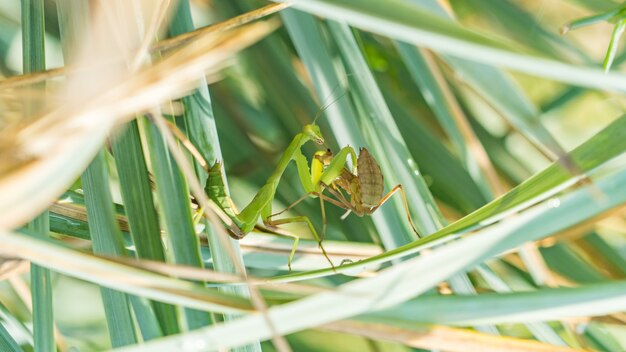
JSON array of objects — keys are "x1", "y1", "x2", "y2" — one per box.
[
  {"x1": 274, "y1": 0, "x2": 626, "y2": 93},
  {"x1": 113, "y1": 165, "x2": 626, "y2": 352},
  {"x1": 0, "y1": 230, "x2": 254, "y2": 314},
  {"x1": 370, "y1": 279, "x2": 626, "y2": 326},
  {"x1": 269, "y1": 113, "x2": 626, "y2": 282}
]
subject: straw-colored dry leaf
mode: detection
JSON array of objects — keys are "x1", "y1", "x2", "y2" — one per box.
[{"x1": 0, "y1": 0, "x2": 278, "y2": 230}]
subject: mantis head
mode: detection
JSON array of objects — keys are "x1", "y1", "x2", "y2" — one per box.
[{"x1": 303, "y1": 124, "x2": 325, "y2": 145}]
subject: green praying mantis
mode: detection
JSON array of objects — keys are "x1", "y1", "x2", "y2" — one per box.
[
  {"x1": 204, "y1": 121, "x2": 421, "y2": 271},
  {"x1": 198, "y1": 82, "x2": 419, "y2": 271},
  {"x1": 205, "y1": 123, "x2": 335, "y2": 269}
]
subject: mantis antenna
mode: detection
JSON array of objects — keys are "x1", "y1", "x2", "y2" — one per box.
[{"x1": 312, "y1": 78, "x2": 352, "y2": 124}]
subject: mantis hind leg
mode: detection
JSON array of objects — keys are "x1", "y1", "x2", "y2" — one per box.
[
  {"x1": 372, "y1": 184, "x2": 421, "y2": 238},
  {"x1": 264, "y1": 215, "x2": 336, "y2": 271}
]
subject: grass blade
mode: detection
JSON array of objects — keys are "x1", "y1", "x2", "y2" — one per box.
[
  {"x1": 281, "y1": 10, "x2": 417, "y2": 250},
  {"x1": 167, "y1": 1, "x2": 261, "y2": 349},
  {"x1": 113, "y1": 166, "x2": 626, "y2": 352},
  {"x1": 275, "y1": 0, "x2": 626, "y2": 93},
  {"x1": 372, "y1": 279, "x2": 626, "y2": 325},
  {"x1": 0, "y1": 322, "x2": 22, "y2": 352},
  {"x1": 0, "y1": 230, "x2": 254, "y2": 313},
  {"x1": 111, "y1": 121, "x2": 175, "y2": 336},
  {"x1": 144, "y1": 118, "x2": 212, "y2": 329},
  {"x1": 21, "y1": 1, "x2": 54, "y2": 351},
  {"x1": 270, "y1": 113, "x2": 626, "y2": 281},
  {"x1": 82, "y1": 150, "x2": 138, "y2": 347}
]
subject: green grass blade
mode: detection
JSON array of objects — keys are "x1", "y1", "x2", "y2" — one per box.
[
  {"x1": 144, "y1": 118, "x2": 211, "y2": 329},
  {"x1": 603, "y1": 19, "x2": 626, "y2": 72},
  {"x1": 21, "y1": 1, "x2": 54, "y2": 351},
  {"x1": 21, "y1": 0, "x2": 45, "y2": 73},
  {"x1": 540, "y1": 243, "x2": 607, "y2": 284},
  {"x1": 270, "y1": 113, "x2": 626, "y2": 281},
  {"x1": 324, "y1": 21, "x2": 497, "y2": 333},
  {"x1": 474, "y1": 265, "x2": 567, "y2": 345},
  {"x1": 0, "y1": 321, "x2": 22, "y2": 352},
  {"x1": 111, "y1": 121, "x2": 177, "y2": 336},
  {"x1": 167, "y1": 2, "x2": 260, "y2": 349},
  {"x1": 440, "y1": 114, "x2": 626, "y2": 236},
  {"x1": 275, "y1": 0, "x2": 626, "y2": 93},
  {"x1": 2, "y1": 230, "x2": 253, "y2": 313},
  {"x1": 395, "y1": 43, "x2": 494, "y2": 199},
  {"x1": 281, "y1": 10, "x2": 418, "y2": 251},
  {"x1": 383, "y1": 90, "x2": 487, "y2": 212},
  {"x1": 113, "y1": 166, "x2": 626, "y2": 352},
  {"x1": 584, "y1": 232, "x2": 626, "y2": 276},
  {"x1": 27, "y1": 224, "x2": 53, "y2": 352},
  {"x1": 328, "y1": 21, "x2": 444, "y2": 236},
  {"x1": 82, "y1": 150, "x2": 138, "y2": 347},
  {"x1": 372, "y1": 279, "x2": 626, "y2": 325}
]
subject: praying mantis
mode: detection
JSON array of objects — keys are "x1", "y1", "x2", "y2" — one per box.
[
  {"x1": 205, "y1": 123, "x2": 338, "y2": 270},
  {"x1": 204, "y1": 122, "x2": 421, "y2": 270},
  {"x1": 202, "y1": 95, "x2": 420, "y2": 271}
]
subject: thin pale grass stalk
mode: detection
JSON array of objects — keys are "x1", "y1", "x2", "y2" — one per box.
[
  {"x1": 129, "y1": 0, "x2": 172, "y2": 69},
  {"x1": 0, "y1": 3, "x2": 289, "y2": 90},
  {"x1": 50, "y1": 196, "x2": 383, "y2": 260},
  {"x1": 322, "y1": 321, "x2": 582, "y2": 352},
  {"x1": 101, "y1": 256, "x2": 329, "y2": 295},
  {"x1": 150, "y1": 112, "x2": 291, "y2": 351},
  {"x1": 0, "y1": 230, "x2": 254, "y2": 314},
  {"x1": 155, "y1": 2, "x2": 289, "y2": 52},
  {"x1": 0, "y1": 260, "x2": 29, "y2": 280}
]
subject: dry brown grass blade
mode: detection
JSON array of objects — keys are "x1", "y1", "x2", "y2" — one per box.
[
  {"x1": 0, "y1": 2, "x2": 289, "y2": 91},
  {"x1": 323, "y1": 321, "x2": 585, "y2": 352},
  {"x1": 0, "y1": 0, "x2": 278, "y2": 231}
]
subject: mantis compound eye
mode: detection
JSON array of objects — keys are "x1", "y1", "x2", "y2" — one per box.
[{"x1": 303, "y1": 124, "x2": 325, "y2": 145}]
